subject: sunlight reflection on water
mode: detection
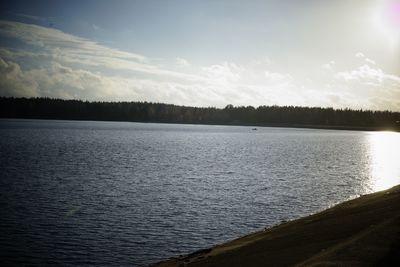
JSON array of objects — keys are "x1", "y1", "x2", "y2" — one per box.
[{"x1": 368, "y1": 131, "x2": 400, "y2": 191}]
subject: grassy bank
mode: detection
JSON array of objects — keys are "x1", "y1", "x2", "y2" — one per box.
[{"x1": 153, "y1": 185, "x2": 400, "y2": 266}]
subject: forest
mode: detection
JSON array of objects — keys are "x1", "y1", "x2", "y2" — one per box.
[{"x1": 1, "y1": 97, "x2": 399, "y2": 130}]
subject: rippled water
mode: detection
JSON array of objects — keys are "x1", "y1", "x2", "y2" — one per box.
[{"x1": 1, "y1": 119, "x2": 399, "y2": 266}]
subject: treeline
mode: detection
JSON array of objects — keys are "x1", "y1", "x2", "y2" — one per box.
[{"x1": 1, "y1": 97, "x2": 399, "y2": 130}]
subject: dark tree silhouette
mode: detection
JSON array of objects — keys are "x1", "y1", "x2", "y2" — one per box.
[{"x1": 0, "y1": 97, "x2": 399, "y2": 130}]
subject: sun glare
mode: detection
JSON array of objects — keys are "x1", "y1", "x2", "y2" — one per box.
[
  {"x1": 368, "y1": 131, "x2": 400, "y2": 191},
  {"x1": 372, "y1": 0, "x2": 400, "y2": 48}
]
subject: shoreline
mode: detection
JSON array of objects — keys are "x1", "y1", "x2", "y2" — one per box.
[
  {"x1": 1, "y1": 117, "x2": 399, "y2": 132},
  {"x1": 152, "y1": 185, "x2": 400, "y2": 266}
]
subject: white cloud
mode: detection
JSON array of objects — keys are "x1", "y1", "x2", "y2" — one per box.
[
  {"x1": 0, "y1": 57, "x2": 204, "y2": 103},
  {"x1": 0, "y1": 20, "x2": 205, "y2": 82},
  {"x1": 264, "y1": 71, "x2": 292, "y2": 82},
  {"x1": 335, "y1": 64, "x2": 400, "y2": 84},
  {"x1": 322, "y1": 60, "x2": 335, "y2": 70},
  {"x1": 355, "y1": 52, "x2": 377, "y2": 66},
  {"x1": 355, "y1": 52, "x2": 365, "y2": 58},
  {"x1": 365, "y1": 58, "x2": 376, "y2": 65},
  {"x1": 0, "y1": 20, "x2": 399, "y2": 111},
  {"x1": 333, "y1": 64, "x2": 400, "y2": 110},
  {"x1": 0, "y1": 20, "x2": 143, "y2": 64},
  {"x1": 201, "y1": 62, "x2": 244, "y2": 84},
  {"x1": 176, "y1": 57, "x2": 190, "y2": 67},
  {"x1": 264, "y1": 56, "x2": 272, "y2": 65}
]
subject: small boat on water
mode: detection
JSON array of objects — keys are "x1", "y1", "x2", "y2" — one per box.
[{"x1": 252, "y1": 128, "x2": 257, "y2": 131}]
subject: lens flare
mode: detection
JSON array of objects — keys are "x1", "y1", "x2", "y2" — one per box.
[
  {"x1": 387, "y1": 0, "x2": 400, "y2": 26},
  {"x1": 372, "y1": 0, "x2": 400, "y2": 47}
]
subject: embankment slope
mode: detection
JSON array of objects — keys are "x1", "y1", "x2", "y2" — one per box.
[{"x1": 154, "y1": 185, "x2": 400, "y2": 267}]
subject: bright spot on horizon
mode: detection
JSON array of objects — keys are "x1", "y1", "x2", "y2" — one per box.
[{"x1": 368, "y1": 131, "x2": 400, "y2": 192}]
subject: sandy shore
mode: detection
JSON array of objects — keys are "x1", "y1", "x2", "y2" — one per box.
[{"x1": 153, "y1": 185, "x2": 400, "y2": 266}]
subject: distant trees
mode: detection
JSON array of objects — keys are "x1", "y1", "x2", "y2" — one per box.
[{"x1": 0, "y1": 97, "x2": 399, "y2": 130}]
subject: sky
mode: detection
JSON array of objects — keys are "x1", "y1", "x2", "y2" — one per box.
[{"x1": 0, "y1": 0, "x2": 399, "y2": 111}]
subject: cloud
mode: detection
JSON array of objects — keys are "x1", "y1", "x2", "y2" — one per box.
[
  {"x1": 355, "y1": 52, "x2": 377, "y2": 66},
  {"x1": 201, "y1": 62, "x2": 244, "y2": 84},
  {"x1": 0, "y1": 20, "x2": 205, "y2": 81},
  {"x1": 0, "y1": 20, "x2": 398, "y2": 111},
  {"x1": 0, "y1": 57, "x2": 39, "y2": 97},
  {"x1": 333, "y1": 64, "x2": 400, "y2": 110},
  {"x1": 322, "y1": 61, "x2": 335, "y2": 70},
  {"x1": 0, "y1": 56, "x2": 203, "y2": 103},
  {"x1": 264, "y1": 71, "x2": 292, "y2": 83},
  {"x1": 0, "y1": 22, "x2": 284, "y2": 106},
  {"x1": 8, "y1": 12, "x2": 53, "y2": 23},
  {"x1": 365, "y1": 58, "x2": 376, "y2": 65},
  {"x1": 0, "y1": 20, "x2": 145, "y2": 63},
  {"x1": 251, "y1": 56, "x2": 272, "y2": 66},
  {"x1": 355, "y1": 52, "x2": 365, "y2": 58},
  {"x1": 335, "y1": 64, "x2": 400, "y2": 84},
  {"x1": 176, "y1": 58, "x2": 190, "y2": 67}
]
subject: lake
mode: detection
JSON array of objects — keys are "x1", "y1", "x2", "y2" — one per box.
[{"x1": 0, "y1": 119, "x2": 399, "y2": 266}]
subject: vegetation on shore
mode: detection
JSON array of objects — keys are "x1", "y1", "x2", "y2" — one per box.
[
  {"x1": 154, "y1": 185, "x2": 400, "y2": 267},
  {"x1": 1, "y1": 97, "x2": 400, "y2": 130}
]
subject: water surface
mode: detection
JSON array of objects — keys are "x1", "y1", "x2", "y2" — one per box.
[{"x1": 1, "y1": 119, "x2": 399, "y2": 266}]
